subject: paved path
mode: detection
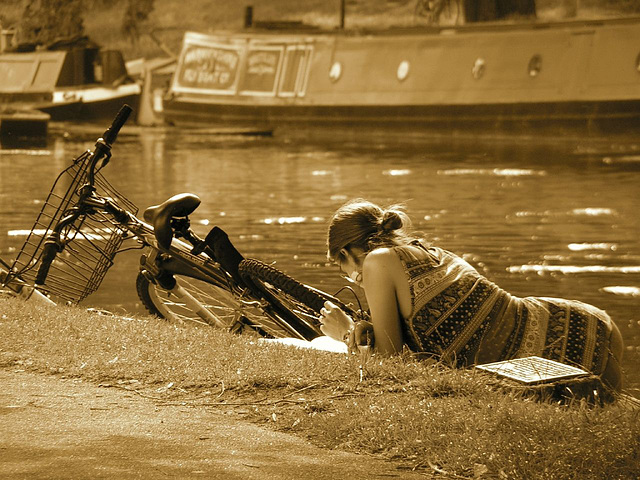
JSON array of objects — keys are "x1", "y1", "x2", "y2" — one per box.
[{"x1": 0, "y1": 369, "x2": 427, "y2": 479}]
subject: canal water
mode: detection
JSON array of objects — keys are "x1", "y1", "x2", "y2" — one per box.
[{"x1": 1, "y1": 124, "x2": 639, "y2": 393}]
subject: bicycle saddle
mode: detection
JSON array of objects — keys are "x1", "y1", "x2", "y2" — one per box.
[{"x1": 143, "y1": 193, "x2": 201, "y2": 249}]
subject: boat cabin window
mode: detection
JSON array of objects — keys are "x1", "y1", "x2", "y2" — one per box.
[
  {"x1": 0, "y1": 52, "x2": 64, "y2": 93},
  {"x1": 175, "y1": 43, "x2": 241, "y2": 94},
  {"x1": 56, "y1": 48, "x2": 99, "y2": 86},
  {"x1": 278, "y1": 46, "x2": 311, "y2": 97},
  {"x1": 239, "y1": 46, "x2": 283, "y2": 95},
  {"x1": 0, "y1": 58, "x2": 39, "y2": 91},
  {"x1": 33, "y1": 58, "x2": 63, "y2": 89}
]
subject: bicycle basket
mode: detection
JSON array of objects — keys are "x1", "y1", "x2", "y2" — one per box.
[{"x1": 9, "y1": 150, "x2": 138, "y2": 304}]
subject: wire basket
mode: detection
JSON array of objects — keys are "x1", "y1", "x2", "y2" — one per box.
[{"x1": 9, "y1": 150, "x2": 138, "y2": 304}]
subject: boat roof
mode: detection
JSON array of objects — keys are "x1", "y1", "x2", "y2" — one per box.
[{"x1": 0, "y1": 50, "x2": 66, "y2": 93}]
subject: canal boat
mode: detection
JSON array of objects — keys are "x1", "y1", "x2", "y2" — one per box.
[
  {"x1": 162, "y1": 16, "x2": 640, "y2": 137},
  {"x1": 0, "y1": 37, "x2": 140, "y2": 122}
]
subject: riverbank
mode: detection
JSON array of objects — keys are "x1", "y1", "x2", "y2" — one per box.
[
  {"x1": 0, "y1": 296, "x2": 638, "y2": 479},
  {"x1": 0, "y1": 368, "x2": 426, "y2": 479}
]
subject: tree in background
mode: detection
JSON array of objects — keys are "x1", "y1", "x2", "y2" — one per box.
[
  {"x1": 19, "y1": 0, "x2": 155, "y2": 47},
  {"x1": 121, "y1": 0, "x2": 155, "y2": 44},
  {"x1": 20, "y1": 0, "x2": 84, "y2": 45}
]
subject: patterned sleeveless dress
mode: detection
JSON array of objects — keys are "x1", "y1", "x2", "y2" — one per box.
[{"x1": 393, "y1": 242, "x2": 615, "y2": 378}]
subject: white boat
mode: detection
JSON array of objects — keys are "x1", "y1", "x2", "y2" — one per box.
[{"x1": 0, "y1": 37, "x2": 140, "y2": 122}]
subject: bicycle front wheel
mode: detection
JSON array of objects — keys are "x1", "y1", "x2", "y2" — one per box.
[{"x1": 136, "y1": 272, "x2": 307, "y2": 339}]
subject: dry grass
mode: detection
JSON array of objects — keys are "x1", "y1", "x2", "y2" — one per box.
[{"x1": 0, "y1": 296, "x2": 638, "y2": 479}]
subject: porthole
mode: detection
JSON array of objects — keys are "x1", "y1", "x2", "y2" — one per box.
[
  {"x1": 528, "y1": 54, "x2": 542, "y2": 77},
  {"x1": 472, "y1": 58, "x2": 485, "y2": 79},
  {"x1": 329, "y1": 61, "x2": 342, "y2": 82},
  {"x1": 397, "y1": 60, "x2": 410, "y2": 81}
]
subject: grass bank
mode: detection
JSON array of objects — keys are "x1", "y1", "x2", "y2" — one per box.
[{"x1": 0, "y1": 296, "x2": 638, "y2": 479}]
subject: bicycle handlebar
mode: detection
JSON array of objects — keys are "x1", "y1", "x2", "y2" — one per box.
[
  {"x1": 103, "y1": 104, "x2": 133, "y2": 146},
  {"x1": 34, "y1": 105, "x2": 133, "y2": 288},
  {"x1": 34, "y1": 243, "x2": 58, "y2": 286},
  {"x1": 87, "y1": 104, "x2": 133, "y2": 190}
]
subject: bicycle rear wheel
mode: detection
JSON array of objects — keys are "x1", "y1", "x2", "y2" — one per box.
[
  {"x1": 136, "y1": 272, "x2": 305, "y2": 339},
  {"x1": 238, "y1": 259, "x2": 352, "y2": 341}
]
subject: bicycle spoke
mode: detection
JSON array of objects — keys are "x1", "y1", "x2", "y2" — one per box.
[{"x1": 138, "y1": 272, "x2": 303, "y2": 339}]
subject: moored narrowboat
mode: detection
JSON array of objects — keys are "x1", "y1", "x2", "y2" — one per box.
[{"x1": 163, "y1": 16, "x2": 640, "y2": 137}]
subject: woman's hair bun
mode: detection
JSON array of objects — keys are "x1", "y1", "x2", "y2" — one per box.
[{"x1": 380, "y1": 210, "x2": 403, "y2": 232}]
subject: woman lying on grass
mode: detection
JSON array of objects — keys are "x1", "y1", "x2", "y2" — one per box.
[{"x1": 319, "y1": 199, "x2": 624, "y2": 393}]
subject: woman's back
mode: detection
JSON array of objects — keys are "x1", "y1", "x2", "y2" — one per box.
[
  {"x1": 391, "y1": 242, "x2": 516, "y2": 366},
  {"x1": 391, "y1": 242, "x2": 622, "y2": 391}
]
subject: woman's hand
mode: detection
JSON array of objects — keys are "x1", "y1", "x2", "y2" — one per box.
[{"x1": 319, "y1": 301, "x2": 355, "y2": 343}]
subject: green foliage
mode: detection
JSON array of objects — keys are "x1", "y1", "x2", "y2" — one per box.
[
  {"x1": 17, "y1": 0, "x2": 156, "y2": 47},
  {"x1": 121, "y1": 0, "x2": 155, "y2": 43},
  {"x1": 20, "y1": 0, "x2": 85, "y2": 45},
  {"x1": 0, "y1": 0, "x2": 22, "y2": 27}
]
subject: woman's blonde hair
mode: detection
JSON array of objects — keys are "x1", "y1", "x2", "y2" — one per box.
[{"x1": 327, "y1": 199, "x2": 416, "y2": 262}]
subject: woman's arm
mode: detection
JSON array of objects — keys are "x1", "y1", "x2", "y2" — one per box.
[{"x1": 362, "y1": 249, "x2": 404, "y2": 355}]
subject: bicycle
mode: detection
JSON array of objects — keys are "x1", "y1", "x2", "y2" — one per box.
[{"x1": 0, "y1": 104, "x2": 370, "y2": 345}]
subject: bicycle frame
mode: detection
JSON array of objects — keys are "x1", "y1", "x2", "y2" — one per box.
[{"x1": 46, "y1": 183, "x2": 313, "y2": 336}]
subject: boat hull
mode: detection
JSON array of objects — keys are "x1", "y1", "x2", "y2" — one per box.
[
  {"x1": 163, "y1": 98, "x2": 640, "y2": 137},
  {"x1": 37, "y1": 86, "x2": 141, "y2": 122}
]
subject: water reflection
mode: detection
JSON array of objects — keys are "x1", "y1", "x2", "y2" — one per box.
[{"x1": 1, "y1": 126, "x2": 639, "y2": 391}]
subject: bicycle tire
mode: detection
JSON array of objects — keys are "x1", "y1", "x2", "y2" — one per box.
[
  {"x1": 135, "y1": 272, "x2": 298, "y2": 338},
  {"x1": 238, "y1": 258, "x2": 357, "y2": 340}
]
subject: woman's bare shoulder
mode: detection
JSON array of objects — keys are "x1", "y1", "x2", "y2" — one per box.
[
  {"x1": 363, "y1": 247, "x2": 404, "y2": 270},
  {"x1": 365, "y1": 247, "x2": 396, "y2": 260}
]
